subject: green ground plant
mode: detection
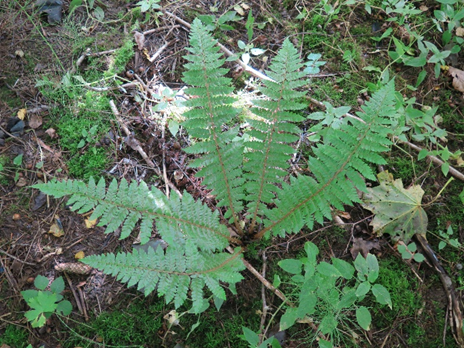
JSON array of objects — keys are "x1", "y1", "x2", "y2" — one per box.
[
  {"x1": 34, "y1": 19, "x2": 398, "y2": 348},
  {"x1": 21, "y1": 275, "x2": 72, "y2": 328},
  {"x1": 0, "y1": 325, "x2": 29, "y2": 348}
]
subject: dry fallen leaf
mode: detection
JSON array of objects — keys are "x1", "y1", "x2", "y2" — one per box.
[
  {"x1": 48, "y1": 223, "x2": 64, "y2": 237},
  {"x1": 448, "y1": 67, "x2": 464, "y2": 93},
  {"x1": 55, "y1": 262, "x2": 93, "y2": 274},
  {"x1": 16, "y1": 177, "x2": 28, "y2": 187},
  {"x1": 164, "y1": 310, "x2": 180, "y2": 326},
  {"x1": 75, "y1": 251, "x2": 85, "y2": 259},
  {"x1": 29, "y1": 114, "x2": 42, "y2": 129},
  {"x1": 84, "y1": 217, "x2": 97, "y2": 228},
  {"x1": 17, "y1": 108, "x2": 27, "y2": 120},
  {"x1": 134, "y1": 31, "x2": 145, "y2": 50},
  {"x1": 456, "y1": 27, "x2": 464, "y2": 37},
  {"x1": 350, "y1": 237, "x2": 380, "y2": 259},
  {"x1": 45, "y1": 127, "x2": 57, "y2": 138},
  {"x1": 15, "y1": 49, "x2": 24, "y2": 58}
]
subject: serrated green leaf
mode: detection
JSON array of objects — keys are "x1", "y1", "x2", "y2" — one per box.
[
  {"x1": 413, "y1": 253, "x2": 425, "y2": 263},
  {"x1": 318, "y1": 339, "x2": 333, "y2": 348},
  {"x1": 56, "y1": 300, "x2": 73, "y2": 316},
  {"x1": 332, "y1": 258, "x2": 354, "y2": 279},
  {"x1": 319, "y1": 314, "x2": 337, "y2": 335},
  {"x1": 242, "y1": 326, "x2": 260, "y2": 346}
]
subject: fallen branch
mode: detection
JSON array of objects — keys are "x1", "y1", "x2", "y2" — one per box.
[
  {"x1": 397, "y1": 138, "x2": 464, "y2": 182},
  {"x1": 415, "y1": 234, "x2": 464, "y2": 346}
]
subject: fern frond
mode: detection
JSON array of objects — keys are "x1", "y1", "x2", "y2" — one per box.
[
  {"x1": 244, "y1": 39, "x2": 307, "y2": 230},
  {"x1": 83, "y1": 246, "x2": 245, "y2": 313},
  {"x1": 258, "y1": 80, "x2": 397, "y2": 238},
  {"x1": 33, "y1": 178, "x2": 232, "y2": 251},
  {"x1": 181, "y1": 19, "x2": 245, "y2": 228}
]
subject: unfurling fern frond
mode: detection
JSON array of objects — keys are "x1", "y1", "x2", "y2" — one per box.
[
  {"x1": 243, "y1": 39, "x2": 307, "y2": 230},
  {"x1": 182, "y1": 19, "x2": 245, "y2": 227},
  {"x1": 83, "y1": 246, "x2": 244, "y2": 313},
  {"x1": 259, "y1": 80, "x2": 397, "y2": 238},
  {"x1": 33, "y1": 177, "x2": 232, "y2": 252}
]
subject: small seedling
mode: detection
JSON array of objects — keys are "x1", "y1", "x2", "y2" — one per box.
[
  {"x1": 397, "y1": 242, "x2": 425, "y2": 263},
  {"x1": 438, "y1": 225, "x2": 462, "y2": 250},
  {"x1": 304, "y1": 53, "x2": 326, "y2": 75},
  {"x1": 21, "y1": 275, "x2": 72, "y2": 328}
]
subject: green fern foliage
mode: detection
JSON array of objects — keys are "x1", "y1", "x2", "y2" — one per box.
[
  {"x1": 33, "y1": 177, "x2": 233, "y2": 252},
  {"x1": 33, "y1": 19, "x2": 399, "y2": 314},
  {"x1": 243, "y1": 39, "x2": 307, "y2": 229},
  {"x1": 83, "y1": 247, "x2": 244, "y2": 312},
  {"x1": 260, "y1": 80, "x2": 397, "y2": 238},
  {"x1": 182, "y1": 19, "x2": 245, "y2": 225}
]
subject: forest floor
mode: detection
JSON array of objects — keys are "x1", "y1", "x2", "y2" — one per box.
[{"x1": 1, "y1": 0, "x2": 464, "y2": 347}]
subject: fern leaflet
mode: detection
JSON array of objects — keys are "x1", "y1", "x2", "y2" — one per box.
[
  {"x1": 83, "y1": 246, "x2": 244, "y2": 313},
  {"x1": 243, "y1": 39, "x2": 307, "y2": 231},
  {"x1": 33, "y1": 177, "x2": 232, "y2": 252},
  {"x1": 258, "y1": 80, "x2": 397, "y2": 238},
  {"x1": 182, "y1": 19, "x2": 245, "y2": 228}
]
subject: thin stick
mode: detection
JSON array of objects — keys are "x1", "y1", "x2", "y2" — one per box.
[
  {"x1": 109, "y1": 100, "x2": 182, "y2": 197},
  {"x1": 64, "y1": 272, "x2": 84, "y2": 316},
  {"x1": 259, "y1": 251, "x2": 269, "y2": 343},
  {"x1": 143, "y1": 25, "x2": 180, "y2": 35},
  {"x1": 397, "y1": 138, "x2": 464, "y2": 182},
  {"x1": 164, "y1": 11, "x2": 272, "y2": 82},
  {"x1": 0, "y1": 249, "x2": 36, "y2": 266},
  {"x1": 149, "y1": 41, "x2": 171, "y2": 63},
  {"x1": 242, "y1": 258, "x2": 290, "y2": 306}
]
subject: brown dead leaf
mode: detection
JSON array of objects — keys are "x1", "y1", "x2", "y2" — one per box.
[
  {"x1": 419, "y1": 5, "x2": 428, "y2": 11},
  {"x1": 45, "y1": 127, "x2": 58, "y2": 138},
  {"x1": 29, "y1": 114, "x2": 42, "y2": 129},
  {"x1": 75, "y1": 251, "x2": 85, "y2": 259},
  {"x1": 48, "y1": 223, "x2": 64, "y2": 237},
  {"x1": 16, "y1": 177, "x2": 28, "y2": 187},
  {"x1": 17, "y1": 108, "x2": 26, "y2": 120},
  {"x1": 350, "y1": 237, "x2": 380, "y2": 259},
  {"x1": 84, "y1": 217, "x2": 97, "y2": 228},
  {"x1": 448, "y1": 67, "x2": 464, "y2": 93},
  {"x1": 134, "y1": 31, "x2": 145, "y2": 50},
  {"x1": 456, "y1": 156, "x2": 464, "y2": 167},
  {"x1": 456, "y1": 27, "x2": 464, "y2": 37}
]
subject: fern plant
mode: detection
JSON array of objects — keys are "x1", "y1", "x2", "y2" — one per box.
[{"x1": 34, "y1": 19, "x2": 397, "y2": 339}]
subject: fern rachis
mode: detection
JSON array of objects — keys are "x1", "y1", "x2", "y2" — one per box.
[{"x1": 34, "y1": 19, "x2": 397, "y2": 314}]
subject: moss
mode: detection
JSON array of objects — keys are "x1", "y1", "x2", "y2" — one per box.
[
  {"x1": 63, "y1": 297, "x2": 164, "y2": 347},
  {"x1": 0, "y1": 325, "x2": 29, "y2": 348}
]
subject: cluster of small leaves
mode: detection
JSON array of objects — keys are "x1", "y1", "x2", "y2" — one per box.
[
  {"x1": 437, "y1": 225, "x2": 462, "y2": 251},
  {"x1": 21, "y1": 275, "x2": 72, "y2": 328},
  {"x1": 277, "y1": 242, "x2": 391, "y2": 348},
  {"x1": 397, "y1": 242, "x2": 425, "y2": 262}
]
